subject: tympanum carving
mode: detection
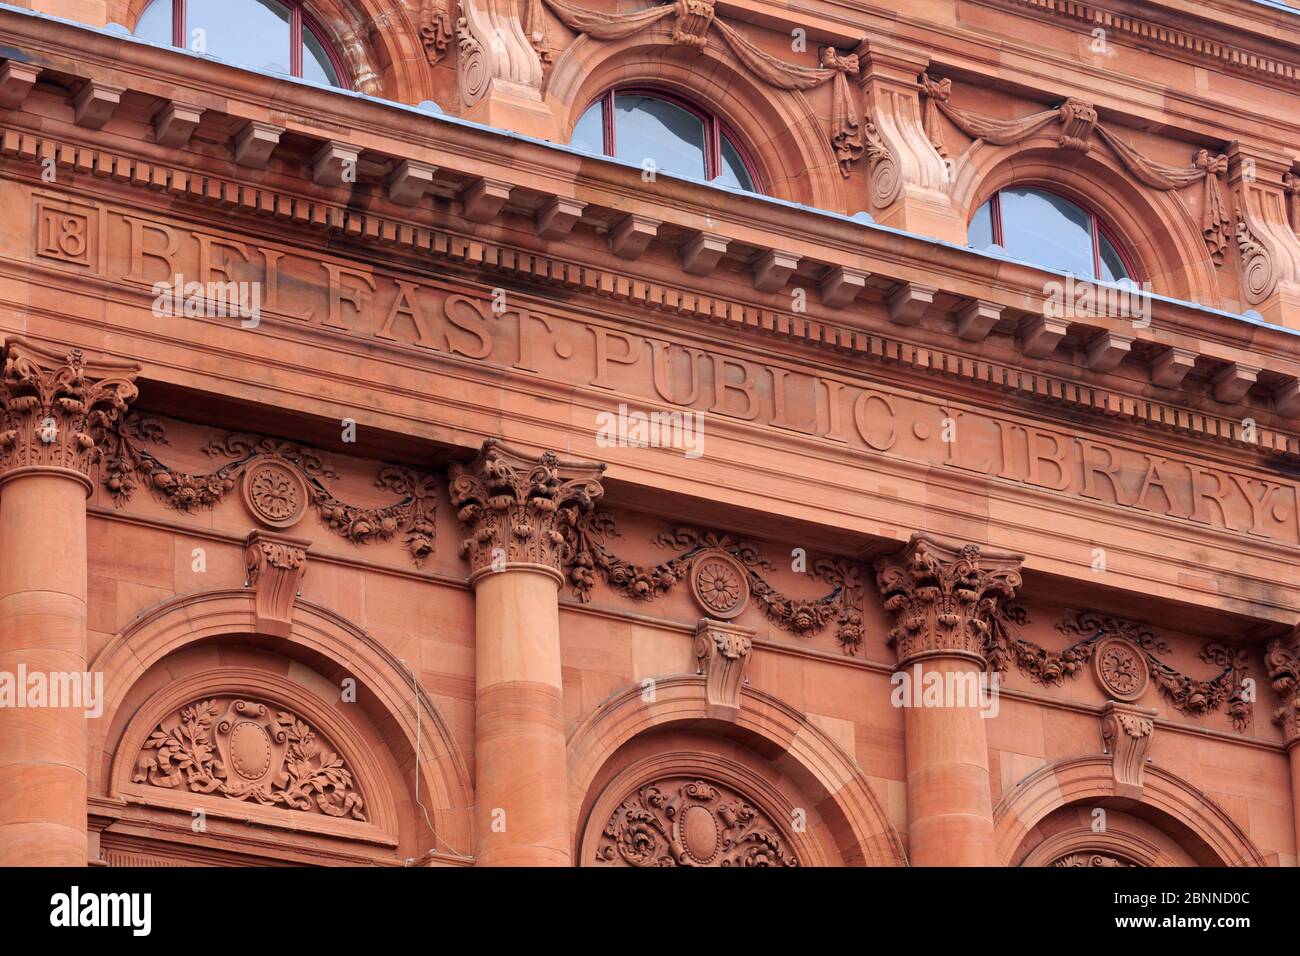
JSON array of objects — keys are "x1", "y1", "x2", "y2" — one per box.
[
  {"x1": 594, "y1": 777, "x2": 797, "y2": 867},
  {"x1": 1051, "y1": 853, "x2": 1134, "y2": 867},
  {"x1": 133, "y1": 696, "x2": 367, "y2": 821}
]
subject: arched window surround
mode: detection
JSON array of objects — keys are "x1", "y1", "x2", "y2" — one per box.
[
  {"x1": 134, "y1": 0, "x2": 351, "y2": 87},
  {"x1": 573, "y1": 85, "x2": 766, "y2": 195},
  {"x1": 971, "y1": 184, "x2": 1142, "y2": 283}
]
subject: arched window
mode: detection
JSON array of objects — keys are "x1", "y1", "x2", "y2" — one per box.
[
  {"x1": 969, "y1": 187, "x2": 1136, "y2": 283},
  {"x1": 570, "y1": 89, "x2": 761, "y2": 193},
  {"x1": 134, "y1": 0, "x2": 347, "y2": 88}
]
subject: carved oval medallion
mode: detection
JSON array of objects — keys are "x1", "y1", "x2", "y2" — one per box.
[
  {"x1": 680, "y1": 804, "x2": 721, "y2": 864},
  {"x1": 242, "y1": 458, "x2": 309, "y2": 529},
  {"x1": 228, "y1": 720, "x2": 273, "y2": 781},
  {"x1": 689, "y1": 550, "x2": 749, "y2": 620},
  {"x1": 1092, "y1": 635, "x2": 1149, "y2": 702}
]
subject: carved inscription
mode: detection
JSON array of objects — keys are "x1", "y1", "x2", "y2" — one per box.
[{"x1": 24, "y1": 201, "x2": 1300, "y2": 548}]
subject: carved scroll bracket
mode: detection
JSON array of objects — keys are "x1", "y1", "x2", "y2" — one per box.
[
  {"x1": 1100, "y1": 700, "x2": 1155, "y2": 799},
  {"x1": 1228, "y1": 143, "x2": 1300, "y2": 327},
  {"x1": 694, "y1": 618, "x2": 753, "y2": 721},
  {"x1": 244, "y1": 529, "x2": 310, "y2": 638}
]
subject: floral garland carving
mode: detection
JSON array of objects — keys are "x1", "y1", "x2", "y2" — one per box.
[
  {"x1": 564, "y1": 518, "x2": 865, "y2": 654},
  {"x1": 101, "y1": 415, "x2": 437, "y2": 566},
  {"x1": 919, "y1": 74, "x2": 1232, "y2": 264},
  {"x1": 134, "y1": 697, "x2": 367, "y2": 821},
  {"x1": 987, "y1": 609, "x2": 1253, "y2": 730}
]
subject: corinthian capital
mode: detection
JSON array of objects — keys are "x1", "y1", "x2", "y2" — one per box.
[
  {"x1": 448, "y1": 439, "x2": 605, "y2": 580},
  {"x1": 873, "y1": 533, "x2": 1024, "y2": 667},
  {"x1": 0, "y1": 337, "x2": 139, "y2": 488},
  {"x1": 1266, "y1": 632, "x2": 1300, "y2": 745}
]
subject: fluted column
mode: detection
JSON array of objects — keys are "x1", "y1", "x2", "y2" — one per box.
[
  {"x1": 449, "y1": 439, "x2": 604, "y2": 866},
  {"x1": 0, "y1": 338, "x2": 138, "y2": 865},
  {"x1": 874, "y1": 533, "x2": 1023, "y2": 866},
  {"x1": 1265, "y1": 633, "x2": 1300, "y2": 859}
]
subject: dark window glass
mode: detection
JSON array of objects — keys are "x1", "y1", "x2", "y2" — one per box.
[
  {"x1": 718, "y1": 135, "x2": 755, "y2": 192},
  {"x1": 613, "y1": 94, "x2": 706, "y2": 181},
  {"x1": 569, "y1": 90, "x2": 760, "y2": 193},
  {"x1": 969, "y1": 187, "x2": 1132, "y2": 281},
  {"x1": 134, "y1": 0, "x2": 345, "y2": 87}
]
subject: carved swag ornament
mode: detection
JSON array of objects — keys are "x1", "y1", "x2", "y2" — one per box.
[
  {"x1": 919, "y1": 74, "x2": 1233, "y2": 264},
  {"x1": 564, "y1": 519, "x2": 865, "y2": 654},
  {"x1": 101, "y1": 416, "x2": 438, "y2": 566},
  {"x1": 987, "y1": 609, "x2": 1254, "y2": 730},
  {"x1": 134, "y1": 697, "x2": 367, "y2": 821},
  {"x1": 594, "y1": 776, "x2": 798, "y2": 866}
]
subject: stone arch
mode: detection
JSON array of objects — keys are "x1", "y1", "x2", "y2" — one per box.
[
  {"x1": 993, "y1": 755, "x2": 1266, "y2": 867},
  {"x1": 951, "y1": 137, "x2": 1222, "y2": 304},
  {"x1": 112, "y1": 0, "x2": 432, "y2": 103},
  {"x1": 90, "y1": 588, "x2": 473, "y2": 862},
  {"x1": 544, "y1": 30, "x2": 844, "y2": 211},
  {"x1": 567, "y1": 675, "x2": 907, "y2": 867}
]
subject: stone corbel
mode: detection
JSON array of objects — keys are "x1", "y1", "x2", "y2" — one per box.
[
  {"x1": 694, "y1": 618, "x2": 754, "y2": 721},
  {"x1": 1099, "y1": 700, "x2": 1155, "y2": 799},
  {"x1": 858, "y1": 38, "x2": 964, "y2": 243},
  {"x1": 244, "y1": 529, "x2": 310, "y2": 638},
  {"x1": 456, "y1": 0, "x2": 560, "y2": 139},
  {"x1": 1228, "y1": 143, "x2": 1300, "y2": 330}
]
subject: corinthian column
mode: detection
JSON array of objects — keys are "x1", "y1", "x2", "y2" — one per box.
[
  {"x1": 0, "y1": 338, "x2": 138, "y2": 865},
  {"x1": 449, "y1": 439, "x2": 604, "y2": 866},
  {"x1": 1265, "y1": 633, "x2": 1300, "y2": 858},
  {"x1": 874, "y1": 533, "x2": 1023, "y2": 866}
]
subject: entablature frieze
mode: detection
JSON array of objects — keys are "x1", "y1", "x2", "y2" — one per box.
[{"x1": 3, "y1": 139, "x2": 1300, "y2": 474}]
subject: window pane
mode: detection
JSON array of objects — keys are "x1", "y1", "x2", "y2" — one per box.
[
  {"x1": 302, "y1": 27, "x2": 341, "y2": 86},
  {"x1": 570, "y1": 101, "x2": 605, "y2": 155},
  {"x1": 1098, "y1": 232, "x2": 1130, "y2": 282},
  {"x1": 613, "y1": 94, "x2": 706, "y2": 181},
  {"x1": 968, "y1": 200, "x2": 995, "y2": 250},
  {"x1": 998, "y1": 188, "x2": 1096, "y2": 278},
  {"x1": 185, "y1": 0, "x2": 291, "y2": 75},
  {"x1": 718, "y1": 135, "x2": 755, "y2": 191},
  {"x1": 134, "y1": 0, "x2": 173, "y2": 45}
]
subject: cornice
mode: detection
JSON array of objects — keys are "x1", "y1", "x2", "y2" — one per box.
[{"x1": 1, "y1": 8, "x2": 1300, "y2": 461}]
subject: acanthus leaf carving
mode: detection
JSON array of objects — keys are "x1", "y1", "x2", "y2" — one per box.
[
  {"x1": 101, "y1": 416, "x2": 438, "y2": 566},
  {"x1": 244, "y1": 529, "x2": 310, "y2": 638},
  {"x1": 694, "y1": 618, "x2": 753, "y2": 720},
  {"x1": 133, "y1": 696, "x2": 367, "y2": 821},
  {"x1": 1100, "y1": 700, "x2": 1156, "y2": 798},
  {"x1": 873, "y1": 533, "x2": 1023, "y2": 666},
  {"x1": 419, "y1": 0, "x2": 456, "y2": 66},
  {"x1": 1265, "y1": 633, "x2": 1300, "y2": 742},
  {"x1": 447, "y1": 438, "x2": 604, "y2": 576},
  {"x1": 0, "y1": 338, "x2": 139, "y2": 482}
]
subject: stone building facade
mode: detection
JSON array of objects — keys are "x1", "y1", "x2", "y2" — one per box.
[{"x1": 0, "y1": 0, "x2": 1296, "y2": 867}]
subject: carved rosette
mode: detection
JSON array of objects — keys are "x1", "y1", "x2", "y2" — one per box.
[
  {"x1": 242, "y1": 457, "x2": 310, "y2": 528},
  {"x1": 244, "y1": 529, "x2": 310, "y2": 638},
  {"x1": 133, "y1": 696, "x2": 366, "y2": 821},
  {"x1": 1092, "y1": 635, "x2": 1150, "y2": 701},
  {"x1": 694, "y1": 618, "x2": 754, "y2": 721},
  {"x1": 0, "y1": 338, "x2": 138, "y2": 487},
  {"x1": 873, "y1": 534, "x2": 1023, "y2": 667},
  {"x1": 1100, "y1": 700, "x2": 1156, "y2": 798},
  {"x1": 689, "y1": 549, "x2": 750, "y2": 619},
  {"x1": 448, "y1": 439, "x2": 605, "y2": 580},
  {"x1": 594, "y1": 776, "x2": 797, "y2": 867}
]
